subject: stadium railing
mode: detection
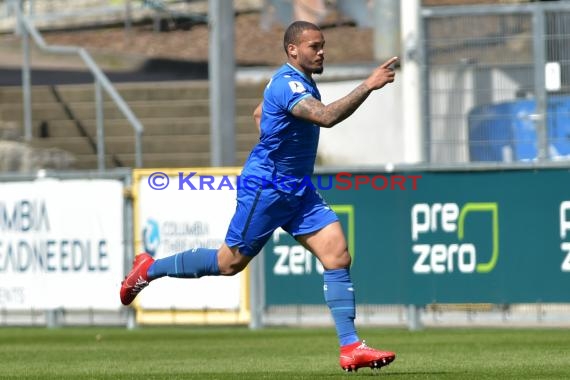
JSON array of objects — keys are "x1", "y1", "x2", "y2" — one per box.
[{"x1": 15, "y1": 3, "x2": 144, "y2": 169}]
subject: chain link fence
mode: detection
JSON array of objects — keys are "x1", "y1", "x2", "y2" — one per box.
[{"x1": 422, "y1": 2, "x2": 570, "y2": 164}]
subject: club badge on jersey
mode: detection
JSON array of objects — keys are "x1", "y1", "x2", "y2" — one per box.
[{"x1": 288, "y1": 81, "x2": 306, "y2": 94}]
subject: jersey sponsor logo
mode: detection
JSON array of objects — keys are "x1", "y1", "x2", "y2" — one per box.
[{"x1": 288, "y1": 81, "x2": 306, "y2": 94}]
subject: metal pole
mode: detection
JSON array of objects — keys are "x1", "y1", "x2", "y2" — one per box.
[
  {"x1": 249, "y1": 248, "x2": 265, "y2": 330},
  {"x1": 533, "y1": 7, "x2": 548, "y2": 161},
  {"x1": 374, "y1": 0, "x2": 400, "y2": 61},
  {"x1": 11, "y1": 0, "x2": 21, "y2": 35},
  {"x1": 17, "y1": 14, "x2": 145, "y2": 166},
  {"x1": 123, "y1": 172, "x2": 137, "y2": 329},
  {"x1": 135, "y1": 131, "x2": 143, "y2": 168},
  {"x1": 95, "y1": 79, "x2": 105, "y2": 171},
  {"x1": 407, "y1": 304, "x2": 423, "y2": 331},
  {"x1": 46, "y1": 309, "x2": 60, "y2": 328},
  {"x1": 401, "y1": 0, "x2": 425, "y2": 163},
  {"x1": 77, "y1": 49, "x2": 144, "y2": 167},
  {"x1": 124, "y1": 0, "x2": 132, "y2": 37},
  {"x1": 209, "y1": 0, "x2": 236, "y2": 166},
  {"x1": 19, "y1": 0, "x2": 33, "y2": 141},
  {"x1": 418, "y1": 9, "x2": 430, "y2": 164}
]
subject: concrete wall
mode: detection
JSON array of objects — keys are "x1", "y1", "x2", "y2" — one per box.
[{"x1": 317, "y1": 75, "x2": 404, "y2": 166}]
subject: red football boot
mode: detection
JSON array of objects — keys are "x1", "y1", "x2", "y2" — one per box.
[
  {"x1": 339, "y1": 340, "x2": 396, "y2": 372},
  {"x1": 120, "y1": 253, "x2": 154, "y2": 306}
]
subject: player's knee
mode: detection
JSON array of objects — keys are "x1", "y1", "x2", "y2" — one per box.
[
  {"x1": 217, "y1": 245, "x2": 251, "y2": 275},
  {"x1": 331, "y1": 241, "x2": 351, "y2": 267},
  {"x1": 322, "y1": 248, "x2": 351, "y2": 270},
  {"x1": 218, "y1": 255, "x2": 250, "y2": 276},
  {"x1": 219, "y1": 262, "x2": 246, "y2": 276},
  {"x1": 337, "y1": 251, "x2": 352, "y2": 268}
]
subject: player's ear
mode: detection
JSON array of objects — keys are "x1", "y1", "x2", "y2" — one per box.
[{"x1": 287, "y1": 43, "x2": 298, "y2": 58}]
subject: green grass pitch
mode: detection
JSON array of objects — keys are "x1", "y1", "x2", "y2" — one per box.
[{"x1": 0, "y1": 326, "x2": 569, "y2": 379}]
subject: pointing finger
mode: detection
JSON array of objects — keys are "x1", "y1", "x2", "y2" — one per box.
[{"x1": 380, "y1": 56, "x2": 399, "y2": 69}]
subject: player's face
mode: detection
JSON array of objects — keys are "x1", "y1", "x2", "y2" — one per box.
[{"x1": 290, "y1": 29, "x2": 325, "y2": 75}]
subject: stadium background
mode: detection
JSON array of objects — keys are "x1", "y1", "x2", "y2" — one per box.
[{"x1": 0, "y1": 0, "x2": 569, "y2": 356}]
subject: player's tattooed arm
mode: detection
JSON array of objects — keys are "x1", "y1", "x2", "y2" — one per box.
[
  {"x1": 291, "y1": 83, "x2": 372, "y2": 129},
  {"x1": 291, "y1": 56, "x2": 398, "y2": 129}
]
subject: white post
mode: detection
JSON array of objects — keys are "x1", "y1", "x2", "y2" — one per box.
[
  {"x1": 19, "y1": 1, "x2": 33, "y2": 141},
  {"x1": 400, "y1": 0, "x2": 425, "y2": 163},
  {"x1": 407, "y1": 304, "x2": 423, "y2": 331},
  {"x1": 374, "y1": 0, "x2": 401, "y2": 61},
  {"x1": 209, "y1": 0, "x2": 236, "y2": 166},
  {"x1": 248, "y1": 248, "x2": 265, "y2": 330},
  {"x1": 95, "y1": 79, "x2": 105, "y2": 171}
]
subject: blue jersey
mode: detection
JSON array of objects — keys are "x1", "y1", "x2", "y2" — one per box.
[{"x1": 241, "y1": 63, "x2": 321, "y2": 195}]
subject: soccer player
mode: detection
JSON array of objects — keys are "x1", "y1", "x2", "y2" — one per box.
[{"x1": 121, "y1": 20, "x2": 398, "y2": 372}]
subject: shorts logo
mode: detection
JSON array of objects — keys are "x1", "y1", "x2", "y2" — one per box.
[{"x1": 288, "y1": 81, "x2": 306, "y2": 94}]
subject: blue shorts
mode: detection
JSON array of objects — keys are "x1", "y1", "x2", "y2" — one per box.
[{"x1": 225, "y1": 185, "x2": 338, "y2": 256}]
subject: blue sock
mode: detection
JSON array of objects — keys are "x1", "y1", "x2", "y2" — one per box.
[
  {"x1": 323, "y1": 268, "x2": 360, "y2": 347},
  {"x1": 147, "y1": 248, "x2": 220, "y2": 280}
]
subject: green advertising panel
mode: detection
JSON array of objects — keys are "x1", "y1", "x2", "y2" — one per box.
[{"x1": 263, "y1": 168, "x2": 570, "y2": 305}]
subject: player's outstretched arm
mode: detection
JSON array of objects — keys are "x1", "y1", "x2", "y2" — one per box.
[{"x1": 291, "y1": 57, "x2": 398, "y2": 129}]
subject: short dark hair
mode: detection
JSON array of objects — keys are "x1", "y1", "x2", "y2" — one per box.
[{"x1": 283, "y1": 21, "x2": 321, "y2": 54}]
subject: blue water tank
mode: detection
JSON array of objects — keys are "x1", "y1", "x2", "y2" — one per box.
[{"x1": 468, "y1": 96, "x2": 570, "y2": 162}]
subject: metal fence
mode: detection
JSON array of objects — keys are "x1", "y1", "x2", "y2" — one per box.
[
  {"x1": 261, "y1": 303, "x2": 570, "y2": 329},
  {"x1": 11, "y1": 1, "x2": 145, "y2": 168},
  {"x1": 0, "y1": 0, "x2": 133, "y2": 31},
  {"x1": 421, "y1": 2, "x2": 570, "y2": 164}
]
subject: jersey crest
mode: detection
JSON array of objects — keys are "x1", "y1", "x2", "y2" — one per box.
[{"x1": 288, "y1": 81, "x2": 306, "y2": 94}]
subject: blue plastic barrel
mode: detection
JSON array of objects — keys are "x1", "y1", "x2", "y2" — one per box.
[{"x1": 468, "y1": 95, "x2": 570, "y2": 162}]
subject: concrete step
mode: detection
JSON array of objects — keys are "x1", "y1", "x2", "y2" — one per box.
[
  {"x1": 0, "y1": 80, "x2": 265, "y2": 170},
  {"x1": 29, "y1": 134, "x2": 259, "y2": 155},
  {"x1": 0, "y1": 99, "x2": 260, "y2": 121},
  {"x1": 71, "y1": 151, "x2": 251, "y2": 169},
  {"x1": 0, "y1": 82, "x2": 266, "y2": 104},
  {"x1": 30, "y1": 116, "x2": 257, "y2": 138}
]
